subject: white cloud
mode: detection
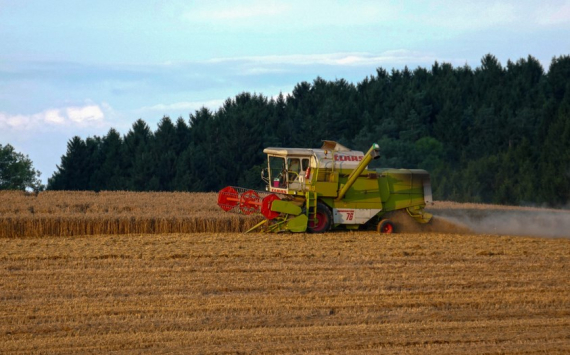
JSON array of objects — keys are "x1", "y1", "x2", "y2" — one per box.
[
  {"x1": 138, "y1": 99, "x2": 226, "y2": 114},
  {"x1": 209, "y1": 50, "x2": 440, "y2": 68},
  {"x1": 0, "y1": 104, "x2": 107, "y2": 131},
  {"x1": 240, "y1": 67, "x2": 288, "y2": 75},
  {"x1": 43, "y1": 109, "x2": 66, "y2": 124},
  {"x1": 66, "y1": 105, "x2": 104, "y2": 123},
  {"x1": 536, "y1": 1, "x2": 570, "y2": 25},
  {"x1": 0, "y1": 113, "x2": 30, "y2": 129}
]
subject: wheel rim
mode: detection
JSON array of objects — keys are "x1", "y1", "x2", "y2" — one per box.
[
  {"x1": 309, "y1": 211, "x2": 327, "y2": 231},
  {"x1": 382, "y1": 223, "x2": 393, "y2": 233}
]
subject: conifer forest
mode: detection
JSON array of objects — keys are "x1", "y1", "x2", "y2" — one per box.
[{"x1": 48, "y1": 54, "x2": 570, "y2": 207}]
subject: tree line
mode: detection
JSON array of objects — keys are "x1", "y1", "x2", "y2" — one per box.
[{"x1": 47, "y1": 54, "x2": 570, "y2": 206}]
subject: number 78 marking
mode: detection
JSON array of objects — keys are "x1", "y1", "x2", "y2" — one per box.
[{"x1": 338, "y1": 210, "x2": 355, "y2": 221}]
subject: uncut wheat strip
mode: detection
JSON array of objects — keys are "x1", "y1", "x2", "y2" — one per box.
[
  {"x1": 1, "y1": 191, "x2": 224, "y2": 217},
  {"x1": 0, "y1": 214, "x2": 261, "y2": 237}
]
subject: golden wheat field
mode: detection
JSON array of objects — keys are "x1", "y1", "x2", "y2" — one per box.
[
  {"x1": 1, "y1": 191, "x2": 570, "y2": 354},
  {"x1": 0, "y1": 191, "x2": 262, "y2": 237}
]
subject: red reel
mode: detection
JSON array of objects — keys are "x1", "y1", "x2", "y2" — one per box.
[
  {"x1": 217, "y1": 186, "x2": 239, "y2": 212},
  {"x1": 240, "y1": 190, "x2": 262, "y2": 215},
  {"x1": 261, "y1": 194, "x2": 281, "y2": 220}
]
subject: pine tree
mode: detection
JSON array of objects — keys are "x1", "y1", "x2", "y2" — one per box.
[
  {"x1": 48, "y1": 136, "x2": 89, "y2": 190},
  {"x1": 124, "y1": 119, "x2": 154, "y2": 190}
]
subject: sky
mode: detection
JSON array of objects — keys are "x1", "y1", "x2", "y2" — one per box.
[{"x1": 1, "y1": 0, "x2": 570, "y2": 185}]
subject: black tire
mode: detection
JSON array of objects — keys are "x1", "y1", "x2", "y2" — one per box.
[
  {"x1": 377, "y1": 219, "x2": 395, "y2": 234},
  {"x1": 307, "y1": 202, "x2": 332, "y2": 233}
]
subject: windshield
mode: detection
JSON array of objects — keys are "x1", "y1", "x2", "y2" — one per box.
[{"x1": 269, "y1": 156, "x2": 286, "y2": 188}]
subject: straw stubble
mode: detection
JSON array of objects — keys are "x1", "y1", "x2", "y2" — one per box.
[{"x1": 1, "y1": 232, "x2": 569, "y2": 354}]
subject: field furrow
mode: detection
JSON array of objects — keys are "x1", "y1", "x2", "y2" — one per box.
[{"x1": 1, "y1": 232, "x2": 569, "y2": 354}]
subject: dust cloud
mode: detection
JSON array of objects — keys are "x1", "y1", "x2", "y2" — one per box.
[
  {"x1": 389, "y1": 211, "x2": 473, "y2": 235},
  {"x1": 426, "y1": 207, "x2": 570, "y2": 238}
]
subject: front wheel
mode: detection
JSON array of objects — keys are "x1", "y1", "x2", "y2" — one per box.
[
  {"x1": 377, "y1": 219, "x2": 395, "y2": 234},
  {"x1": 307, "y1": 202, "x2": 332, "y2": 233}
]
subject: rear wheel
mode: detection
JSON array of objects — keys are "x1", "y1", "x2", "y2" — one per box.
[
  {"x1": 377, "y1": 219, "x2": 395, "y2": 234},
  {"x1": 307, "y1": 202, "x2": 332, "y2": 233}
]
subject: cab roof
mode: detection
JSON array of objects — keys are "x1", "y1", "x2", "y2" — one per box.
[
  {"x1": 263, "y1": 140, "x2": 356, "y2": 156},
  {"x1": 263, "y1": 147, "x2": 316, "y2": 156},
  {"x1": 263, "y1": 141, "x2": 365, "y2": 169}
]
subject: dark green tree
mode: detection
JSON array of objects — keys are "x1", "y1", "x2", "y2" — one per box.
[
  {"x1": 123, "y1": 119, "x2": 155, "y2": 190},
  {"x1": 539, "y1": 88, "x2": 570, "y2": 205},
  {"x1": 48, "y1": 136, "x2": 90, "y2": 190},
  {"x1": 0, "y1": 144, "x2": 44, "y2": 191},
  {"x1": 152, "y1": 116, "x2": 178, "y2": 190},
  {"x1": 95, "y1": 128, "x2": 125, "y2": 190}
]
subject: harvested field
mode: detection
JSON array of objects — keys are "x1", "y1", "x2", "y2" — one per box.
[
  {"x1": 1, "y1": 232, "x2": 569, "y2": 354},
  {"x1": 1, "y1": 191, "x2": 570, "y2": 353}
]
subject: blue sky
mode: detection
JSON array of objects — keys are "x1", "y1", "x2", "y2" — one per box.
[{"x1": 1, "y1": 0, "x2": 569, "y2": 184}]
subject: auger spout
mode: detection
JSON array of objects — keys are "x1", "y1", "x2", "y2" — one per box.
[{"x1": 335, "y1": 143, "x2": 380, "y2": 201}]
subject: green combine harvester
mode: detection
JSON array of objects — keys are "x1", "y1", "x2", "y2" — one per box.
[{"x1": 217, "y1": 141, "x2": 432, "y2": 233}]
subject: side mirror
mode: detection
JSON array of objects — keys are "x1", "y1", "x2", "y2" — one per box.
[{"x1": 260, "y1": 168, "x2": 269, "y2": 184}]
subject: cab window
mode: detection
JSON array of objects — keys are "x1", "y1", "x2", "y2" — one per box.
[
  {"x1": 269, "y1": 156, "x2": 286, "y2": 187},
  {"x1": 287, "y1": 158, "x2": 301, "y2": 182}
]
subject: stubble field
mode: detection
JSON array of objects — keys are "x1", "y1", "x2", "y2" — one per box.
[{"x1": 1, "y1": 191, "x2": 569, "y2": 354}]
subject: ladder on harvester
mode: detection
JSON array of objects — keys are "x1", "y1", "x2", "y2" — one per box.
[
  {"x1": 305, "y1": 159, "x2": 320, "y2": 230},
  {"x1": 306, "y1": 191, "x2": 318, "y2": 229}
]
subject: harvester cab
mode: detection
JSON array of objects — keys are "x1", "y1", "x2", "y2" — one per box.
[
  {"x1": 217, "y1": 141, "x2": 433, "y2": 233},
  {"x1": 263, "y1": 154, "x2": 312, "y2": 193},
  {"x1": 262, "y1": 141, "x2": 366, "y2": 195}
]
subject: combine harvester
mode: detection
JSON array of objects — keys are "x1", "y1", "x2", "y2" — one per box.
[{"x1": 217, "y1": 141, "x2": 432, "y2": 233}]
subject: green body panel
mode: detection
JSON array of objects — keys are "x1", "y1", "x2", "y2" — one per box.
[
  {"x1": 285, "y1": 214, "x2": 308, "y2": 232},
  {"x1": 328, "y1": 172, "x2": 382, "y2": 209},
  {"x1": 313, "y1": 181, "x2": 338, "y2": 197},
  {"x1": 315, "y1": 168, "x2": 428, "y2": 213},
  {"x1": 407, "y1": 204, "x2": 433, "y2": 223},
  {"x1": 375, "y1": 168, "x2": 429, "y2": 213},
  {"x1": 271, "y1": 200, "x2": 302, "y2": 215},
  {"x1": 246, "y1": 212, "x2": 308, "y2": 233},
  {"x1": 315, "y1": 170, "x2": 339, "y2": 183}
]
